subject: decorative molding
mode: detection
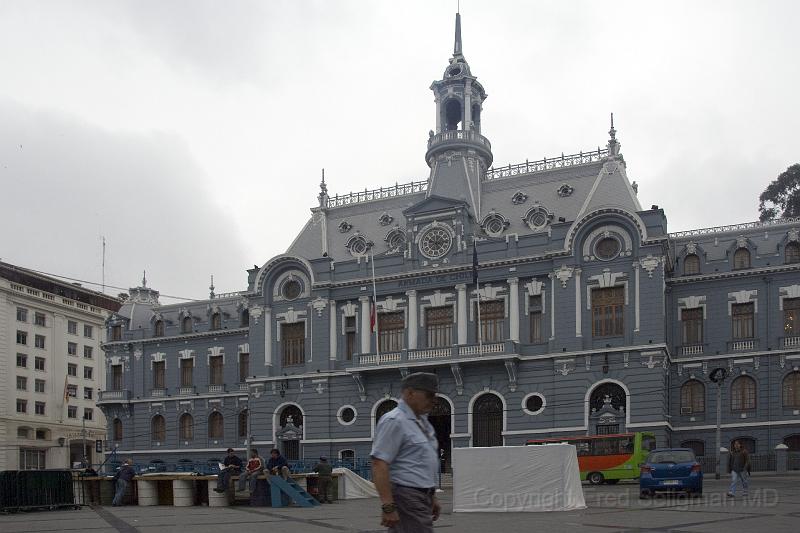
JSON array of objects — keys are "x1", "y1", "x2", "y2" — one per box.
[
  {"x1": 511, "y1": 191, "x2": 528, "y2": 205},
  {"x1": 351, "y1": 373, "x2": 366, "y2": 402},
  {"x1": 554, "y1": 358, "x2": 576, "y2": 376},
  {"x1": 727, "y1": 289, "x2": 758, "y2": 315},
  {"x1": 587, "y1": 268, "x2": 625, "y2": 288},
  {"x1": 505, "y1": 360, "x2": 518, "y2": 392},
  {"x1": 686, "y1": 242, "x2": 698, "y2": 255},
  {"x1": 554, "y1": 265, "x2": 574, "y2": 288},
  {"x1": 639, "y1": 255, "x2": 661, "y2": 278},
  {"x1": 788, "y1": 228, "x2": 800, "y2": 242},
  {"x1": 422, "y1": 290, "x2": 453, "y2": 308},
  {"x1": 450, "y1": 364, "x2": 464, "y2": 395},
  {"x1": 779, "y1": 285, "x2": 800, "y2": 310},
  {"x1": 311, "y1": 297, "x2": 328, "y2": 317},
  {"x1": 378, "y1": 295, "x2": 405, "y2": 313},
  {"x1": 178, "y1": 349, "x2": 195, "y2": 360},
  {"x1": 378, "y1": 212, "x2": 394, "y2": 226},
  {"x1": 338, "y1": 220, "x2": 353, "y2": 233},
  {"x1": 557, "y1": 184, "x2": 574, "y2": 197},
  {"x1": 276, "y1": 307, "x2": 307, "y2": 324}
]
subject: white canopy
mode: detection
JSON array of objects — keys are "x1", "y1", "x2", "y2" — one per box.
[{"x1": 453, "y1": 444, "x2": 586, "y2": 512}]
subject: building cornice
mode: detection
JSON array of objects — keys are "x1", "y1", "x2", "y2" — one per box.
[
  {"x1": 102, "y1": 327, "x2": 249, "y2": 350},
  {"x1": 668, "y1": 263, "x2": 800, "y2": 285}
]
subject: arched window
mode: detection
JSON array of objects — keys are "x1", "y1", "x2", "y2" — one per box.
[
  {"x1": 112, "y1": 418, "x2": 123, "y2": 442},
  {"x1": 680, "y1": 440, "x2": 705, "y2": 457},
  {"x1": 151, "y1": 415, "x2": 166, "y2": 442},
  {"x1": 182, "y1": 316, "x2": 193, "y2": 334},
  {"x1": 731, "y1": 376, "x2": 757, "y2": 411},
  {"x1": 208, "y1": 412, "x2": 224, "y2": 439},
  {"x1": 680, "y1": 380, "x2": 705, "y2": 414},
  {"x1": 374, "y1": 399, "x2": 397, "y2": 426},
  {"x1": 279, "y1": 405, "x2": 303, "y2": 429},
  {"x1": 211, "y1": 313, "x2": 221, "y2": 330},
  {"x1": 339, "y1": 449, "x2": 355, "y2": 465},
  {"x1": 782, "y1": 371, "x2": 800, "y2": 408},
  {"x1": 444, "y1": 99, "x2": 462, "y2": 131},
  {"x1": 733, "y1": 248, "x2": 751, "y2": 270},
  {"x1": 784, "y1": 434, "x2": 800, "y2": 451},
  {"x1": 179, "y1": 413, "x2": 194, "y2": 441},
  {"x1": 472, "y1": 393, "x2": 503, "y2": 447},
  {"x1": 684, "y1": 254, "x2": 701, "y2": 275},
  {"x1": 786, "y1": 242, "x2": 800, "y2": 264},
  {"x1": 730, "y1": 437, "x2": 756, "y2": 453},
  {"x1": 238, "y1": 410, "x2": 248, "y2": 439},
  {"x1": 154, "y1": 320, "x2": 165, "y2": 337}
]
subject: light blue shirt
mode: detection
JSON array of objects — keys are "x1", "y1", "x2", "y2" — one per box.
[{"x1": 370, "y1": 399, "x2": 440, "y2": 488}]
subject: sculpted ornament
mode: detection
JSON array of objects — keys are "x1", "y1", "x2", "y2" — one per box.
[{"x1": 554, "y1": 265, "x2": 574, "y2": 288}]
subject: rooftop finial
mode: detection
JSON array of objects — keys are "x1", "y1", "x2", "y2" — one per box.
[
  {"x1": 454, "y1": 11, "x2": 463, "y2": 57},
  {"x1": 609, "y1": 112, "x2": 616, "y2": 141},
  {"x1": 209, "y1": 275, "x2": 215, "y2": 299},
  {"x1": 142, "y1": 270, "x2": 147, "y2": 287},
  {"x1": 318, "y1": 168, "x2": 329, "y2": 207},
  {"x1": 607, "y1": 112, "x2": 621, "y2": 157}
]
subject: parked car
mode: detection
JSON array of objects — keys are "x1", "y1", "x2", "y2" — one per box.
[{"x1": 639, "y1": 448, "x2": 702, "y2": 498}]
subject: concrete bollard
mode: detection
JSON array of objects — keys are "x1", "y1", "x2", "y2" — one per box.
[
  {"x1": 172, "y1": 479, "x2": 195, "y2": 507},
  {"x1": 208, "y1": 481, "x2": 230, "y2": 507},
  {"x1": 719, "y1": 447, "x2": 730, "y2": 476},
  {"x1": 137, "y1": 480, "x2": 158, "y2": 506},
  {"x1": 775, "y1": 443, "x2": 789, "y2": 473}
]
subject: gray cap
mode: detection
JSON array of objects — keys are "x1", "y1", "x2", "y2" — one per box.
[{"x1": 401, "y1": 372, "x2": 438, "y2": 393}]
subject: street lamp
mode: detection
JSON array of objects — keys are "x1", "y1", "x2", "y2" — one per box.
[{"x1": 709, "y1": 367, "x2": 728, "y2": 480}]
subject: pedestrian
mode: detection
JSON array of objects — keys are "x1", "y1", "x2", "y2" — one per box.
[
  {"x1": 314, "y1": 456, "x2": 333, "y2": 503},
  {"x1": 214, "y1": 448, "x2": 243, "y2": 493},
  {"x1": 371, "y1": 372, "x2": 441, "y2": 532},
  {"x1": 237, "y1": 448, "x2": 264, "y2": 493},
  {"x1": 727, "y1": 440, "x2": 751, "y2": 497},
  {"x1": 111, "y1": 458, "x2": 135, "y2": 506},
  {"x1": 266, "y1": 448, "x2": 290, "y2": 480}
]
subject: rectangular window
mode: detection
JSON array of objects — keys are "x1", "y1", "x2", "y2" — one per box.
[
  {"x1": 378, "y1": 311, "x2": 405, "y2": 352},
  {"x1": 281, "y1": 322, "x2": 305, "y2": 366},
  {"x1": 83, "y1": 346, "x2": 93, "y2": 359},
  {"x1": 67, "y1": 384, "x2": 77, "y2": 398},
  {"x1": 153, "y1": 360, "x2": 166, "y2": 390},
  {"x1": 426, "y1": 306, "x2": 453, "y2": 348},
  {"x1": 19, "y1": 448, "x2": 46, "y2": 470},
  {"x1": 16, "y1": 353, "x2": 28, "y2": 368},
  {"x1": 16, "y1": 399, "x2": 28, "y2": 413},
  {"x1": 34, "y1": 379, "x2": 45, "y2": 393},
  {"x1": 239, "y1": 353, "x2": 250, "y2": 382},
  {"x1": 16, "y1": 376, "x2": 27, "y2": 390},
  {"x1": 35, "y1": 429, "x2": 47, "y2": 440},
  {"x1": 17, "y1": 330, "x2": 27, "y2": 345},
  {"x1": 84, "y1": 387, "x2": 93, "y2": 400},
  {"x1": 111, "y1": 325, "x2": 122, "y2": 341},
  {"x1": 785, "y1": 298, "x2": 800, "y2": 336},
  {"x1": 34, "y1": 402, "x2": 45, "y2": 415},
  {"x1": 345, "y1": 316, "x2": 357, "y2": 360},
  {"x1": 732, "y1": 302, "x2": 755, "y2": 340},
  {"x1": 67, "y1": 363, "x2": 77, "y2": 377},
  {"x1": 682, "y1": 307, "x2": 704, "y2": 345},
  {"x1": 34, "y1": 357, "x2": 45, "y2": 371},
  {"x1": 34, "y1": 312, "x2": 46, "y2": 327},
  {"x1": 67, "y1": 406, "x2": 77, "y2": 419},
  {"x1": 180, "y1": 358, "x2": 194, "y2": 387},
  {"x1": 67, "y1": 321, "x2": 77, "y2": 335},
  {"x1": 529, "y1": 296, "x2": 543, "y2": 343},
  {"x1": 591, "y1": 287, "x2": 625, "y2": 337},
  {"x1": 209, "y1": 355, "x2": 224, "y2": 385},
  {"x1": 111, "y1": 365, "x2": 123, "y2": 391},
  {"x1": 83, "y1": 325, "x2": 93, "y2": 338},
  {"x1": 477, "y1": 300, "x2": 505, "y2": 343},
  {"x1": 67, "y1": 342, "x2": 77, "y2": 356},
  {"x1": 34, "y1": 334, "x2": 45, "y2": 349},
  {"x1": 83, "y1": 408, "x2": 93, "y2": 421},
  {"x1": 17, "y1": 307, "x2": 28, "y2": 322},
  {"x1": 83, "y1": 366, "x2": 93, "y2": 380}
]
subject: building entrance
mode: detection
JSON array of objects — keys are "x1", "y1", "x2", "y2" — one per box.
[{"x1": 429, "y1": 397, "x2": 452, "y2": 472}]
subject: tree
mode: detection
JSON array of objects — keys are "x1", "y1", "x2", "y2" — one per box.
[{"x1": 759, "y1": 164, "x2": 800, "y2": 221}]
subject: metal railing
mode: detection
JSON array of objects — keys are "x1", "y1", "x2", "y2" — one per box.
[
  {"x1": 150, "y1": 388, "x2": 167, "y2": 397},
  {"x1": 749, "y1": 453, "x2": 776, "y2": 472},
  {"x1": 728, "y1": 339, "x2": 758, "y2": 352},
  {"x1": 458, "y1": 343, "x2": 504, "y2": 356},
  {"x1": 356, "y1": 342, "x2": 511, "y2": 365},
  {"x1": 326, "y1": 180, "x2": 428, "y2": 208},
  {"x1": 789, "y1": 452, "x2": 800, "y2": 470},
  {"x1": 485, "y1": 149, "x2": 608, "y2": 180},
  {"x1": 783, "y1": 336, "x2": 800, "y2": 348},
  {"x1": 427, "y1": 129, "x2": 492, "y2": 150},
  {"x1": 697, "y1": 455, "x2": 717, "y2": 474},
  {"x1": 670, "y1": 216, "x2": 800, "y2": 238},
  {"x1": 98, "y1": 390, "x2": 130, "y2": 401},
  {"x1": 679, "y1": 344, "x2": 705, "y2": 356},
  {"x1": 208, "y1": 384, "x2": 225, "y2": 393},
  {"x1": 177, "y1": 386, "x2": 196, "y2": 395}
]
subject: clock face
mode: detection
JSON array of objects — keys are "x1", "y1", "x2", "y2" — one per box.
[{"x1": 419, "y1": 227, "x2": 453, "y2": 259}]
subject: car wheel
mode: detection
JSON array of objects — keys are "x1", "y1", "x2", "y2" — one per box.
[{"x1": 587, "y1": 472, "x2": 604, "y2": 485}]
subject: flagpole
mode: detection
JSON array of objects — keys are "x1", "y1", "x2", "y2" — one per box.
[{"x1": 371, "y1": 249, "x2": 380, "y2": 361}]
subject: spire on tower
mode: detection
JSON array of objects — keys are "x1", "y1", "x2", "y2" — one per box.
[
  {"x1": 607, "y1": 112, "x2": 621, "y2": 157},
  {"x1": 142, "y1": 270, "x2": 147, "y2": 287},
  {"x1": 454, "y1": 12, "x2": 463, "y2": 58},
  {"x1": 209, "y1": 275, "x2": 215, "y2": 299},
  {"x1": 318, "y1": 168, "x2": 329, "y2": 207}
]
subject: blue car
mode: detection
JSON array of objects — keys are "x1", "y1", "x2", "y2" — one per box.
[{"x1": 639, "y1": 448, "x2": 703, "y2": 498}]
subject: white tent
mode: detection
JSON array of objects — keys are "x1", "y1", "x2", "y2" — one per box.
[{"x1": 453, "y1": 444, "x2": 586, "y2": 512}]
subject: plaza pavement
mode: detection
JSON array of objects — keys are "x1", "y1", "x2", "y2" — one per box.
[{"x1": 1, "y1": 473, "x2": 799, "y2": 532}]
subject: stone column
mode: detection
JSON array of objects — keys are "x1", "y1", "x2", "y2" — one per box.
[
  {"x1": 574, "y1": 269, "x2": 582, "y2": 337},
  {"x1": 507, "y1": 278, "x2": 519, "y2": 342},
  {"x1": 264, "y1": 306, "x2": 272, "y2": 368},
  {"x1": 634, "y1": 262, "x2": 641, "y2": 332},
  {"x1": 406, "y1": 290, "x2": 418, "y2": 349},
  {"x1": 719, "y1": 447, "x2": 730, "y2": 476},
  {"x1": 464, "y1": 80, "x2": 472, "y2": 130},
  {"x1": 329, "y1": 300, "x2": 337, "y2": 360},
  {"x1": 434, "y1": 95, "x2": 441, "y2": 134},
  {"x1": 359, "y1": 296, "x2": 371, "y2": 354},
  {"x1": 548, "y1": 274, "x2": 556, "y2": 340},
  {"x1": 456, "y1": 284, "x2": 468, "y2": 345},
  {"x1": 776, "y1": 443, "x2": 789, "y2": 473}
]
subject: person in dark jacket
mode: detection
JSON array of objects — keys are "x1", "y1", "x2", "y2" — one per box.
[
  {"x1": 727, "y1": 440, "x2": 752, "y2": 497},
  {"x1": 112, "y1": 459, "x2": 135, "y2": 506},
  {"x1": 314, "y1": 456, "x2": 333, "y2": 503},
  {"x1": 267, "y1": 448, "x2": 290, "y2": 480},
  {"x1": 214, "y1": 448, "x2": 243, "y2": 493}
]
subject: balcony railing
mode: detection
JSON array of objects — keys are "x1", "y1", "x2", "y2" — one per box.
[
  {"x1": 98, "y1": 390, "x2": 130, "y2": 402},
  {"x1": 150, "y1": 388, "x2": 167, "y2": 397},
  {"x1": 238, "y1": 383, "x2": 249, "y2": 392},
  {"x1": 670, "y1": 216, "x2": 800, "y2": 239},
  {"x1": 326, "y1": 180, "x2": 428, "y2": 208},
  {"x1": 208, "y1": 384, "x2": 225, "y2": 393},
  {"x1": 356, "y1": 342, "x2": 511, "y2": 366},
  {"x1": 728, "y1": 339, "x2": 759, "y2": 352},
  {"x1": 485, "y1": 149, "x2": 608, "y2": 181},
  {"x1": 680, "y1": 344, "x2": 705, "y2": 356},
  {"x1": 427, "y1": 129, "x2": 492, "y2": 151},
  {"x1": 783, "y1": 336, "x2": 800, "y2": 348},
  {"x1": 177, "y1": 386, "x2": 196, "y2": 395}
]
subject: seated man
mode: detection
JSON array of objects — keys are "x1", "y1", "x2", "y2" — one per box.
[
  {"x1": 214, "y1": 448, "x2": 242, "y2": 493},
  {"x1": 237, "y1": 449, "x2": 263, "y2": 493},
  {"x1": 266, "y1": 448, "x2": 290, "y2": 480}
]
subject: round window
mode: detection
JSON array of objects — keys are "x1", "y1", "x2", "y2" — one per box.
[
  {"x1": 483, "y1": 214, "x2": 507, "y2": 236},
  {"x1": 448, "y1": 66, "x2": 462, "y2": 76},
  {"x1": 523, "y1": 393, "x2": 546, "y2": 415},
  {"x1": 387, "y1": 229, "x2": 407, "y2": 250},
  {"x1": 282, "y1": 280, "x2": 302, "y2": 300},
  {"x1": 337, "y1": 405, "x2": 357, "y2": 426},
  {"x1": 595, "y1": 237, "x2": 621, "y2": 260},
  {"x1": 419, "y1": 227, "x2": 453, "y2": 259},
  {"x1": 524, "y1": 207, "x2": 550, "y2": 230}
]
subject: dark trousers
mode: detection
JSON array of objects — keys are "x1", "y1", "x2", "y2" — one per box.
[
  {"x1": 112, "y1": 479, "x2": 128, "y2": 506},
  {"x1": 216, "y1": 469, "x2": 233, "y2": 491},
  {"x1": 318, "y1": 476, "x2": 332, "y2": 502},
  {"x1": 389, "y1": 485, "x2": 434, "y2": 533}
]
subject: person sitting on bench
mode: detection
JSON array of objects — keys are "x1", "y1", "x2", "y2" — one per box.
[
  {"x1": 237, "y1": 449, "x2": 264, "y2": 493},
  {"x1": 214, "y1": 448, "x2": 242, "y2": 493},
  {"x1": 267, "y1": 448, "x2": 290, "y2": 480}
]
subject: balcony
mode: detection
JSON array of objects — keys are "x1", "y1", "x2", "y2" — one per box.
[
  {"x1": 355, "y1": 341, "x2": 511, "y2": 367},
  {"x1": 207, "y1": 384, "x2": 226, "y2": 393},
  {"x1": 98, "y1": 390, "x2": 130, "y2": 402},
  {"x1": 238, "y1": 383, "x2": 249, "y2": 392},
  {"x1": 728, "y1": 339, "x2": 759, "y2": 352},
  {"x1": 150, "y1": 388, "x2": 167, "y2": 397},
  {"x1": 679, "y1": 344, "x2": 705, "y2": 356},
  {"x1": 177, "y1": 386, "x2": 196, "y2": 395},
  {"x1": 783, "y1": 336, "x2": 800, "y2": 349},
  {"x1": 425, "y1": 130, "x2": 493, "y2": 165}
]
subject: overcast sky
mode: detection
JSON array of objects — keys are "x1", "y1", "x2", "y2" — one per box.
[{"x1": 1, "y1": 0, "x2": 798, "y2": 302}]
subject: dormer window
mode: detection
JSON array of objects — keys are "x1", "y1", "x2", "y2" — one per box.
[
  {"x1": 684, "y1": 254, "x2": 701, "y2": 275},
  {"x1": 786, "y1": 242, "x2": 800, "y2": 264},
  {"x1": 733, "y1": 248, "x2": 751, "y2": 270},
  {"x1": 211, "y1": 313, "x2": 221, "y2": 330},
  {"x1": 182, "y1": 316, "x2": 193, "y2": 334},
  {"x1": 111, "y1": 325, "x2": 122, "y2": 341},
  {"x1": 481, "y1": 212, "x2": 509, "y2": 237},
  {"x1": 154, "y1": 320, "x2": 165, "y2": 337}
]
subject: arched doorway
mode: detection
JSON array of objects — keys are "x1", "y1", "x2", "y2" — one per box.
[
  {"x1": 472, "y1": 393, "x2": 503, "y2": 447},
  {"x1": 277, "y1": 405, "x2": 303, "y2": 460},
  {"x1": 374, "y1": 399, "x2": 397, "y2": 426},
  {"x1": 588, "y1": 382, "x2": 627, "y2": 435},
  {"x1": 428, "y1": 396, "x2": 452, "y2": 472}
]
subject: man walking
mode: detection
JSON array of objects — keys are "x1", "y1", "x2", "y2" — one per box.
[
  {"x1": 111, "y1": 459, "x2": 135, "y2": 506},
  {"x1": 314, "y1": 456, "x2": 333, "y2": 503},
  {"x1": 237, "y1": 448, "x2": 264, "y2": 493},
  {"x1": 371, "y1": 372, "x2": 441, "y2": 532},
  {"x1": 727, "y1": 440, "x2": 751, "y2": 497},
  {"x1": 214, "y1": 448, "x2": 242, "y2": 493}
]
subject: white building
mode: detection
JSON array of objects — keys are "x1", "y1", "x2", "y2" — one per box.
[{"x1": 0, "y1": 261, "x2": 120, "y2": 470}]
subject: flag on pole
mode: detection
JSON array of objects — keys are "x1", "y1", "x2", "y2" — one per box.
[
  {"x1": 63, "y1": 375, "x2": 70, "y2": 403},
  {"x1": 370, "y1": 299, "x2": 377, "y2": 332}
]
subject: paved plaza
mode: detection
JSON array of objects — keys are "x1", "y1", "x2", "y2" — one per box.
[{"x1": 2, "y1": 474, "x2": 799, "y2": 533}]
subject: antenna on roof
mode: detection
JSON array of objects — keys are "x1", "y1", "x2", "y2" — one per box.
[{"x1": 142, "y1": 270, "x2": 147, "y2": 287}]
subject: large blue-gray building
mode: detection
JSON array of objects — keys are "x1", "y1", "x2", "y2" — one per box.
[{"x1": 99, "y1": 14, "x2": 800, "y2": 471}]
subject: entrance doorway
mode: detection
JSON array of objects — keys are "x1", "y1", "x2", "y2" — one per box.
[
  {"x1": 472, "y1": 393, "x2": 503, "y2": 447},
  {"x1": 428, "y1": 397, "x2": 452, "y2": 472}
]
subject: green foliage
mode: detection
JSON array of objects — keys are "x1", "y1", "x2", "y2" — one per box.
[{"x1": 759, "y1": 164, "x2": 800, "y2": 221}]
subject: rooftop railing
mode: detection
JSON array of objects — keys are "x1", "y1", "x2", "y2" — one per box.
[
  {"x1": 670, "y1": 217, "x2": 800, "y2": 238},
  {"x1": 485, "y1": 148, "x2": 609, "y2": 181},
  {"x1": 326, "y1": 180, "x2": 428, "y2": 208},
  {"x1": 427, "y1": 129, "x2": 492, "y2": 150}
]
